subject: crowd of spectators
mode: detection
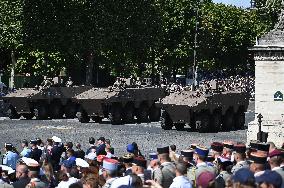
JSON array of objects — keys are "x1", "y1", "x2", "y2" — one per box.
[{"x1": 0, "y1": 136, "x2": 283, "y2": 188}]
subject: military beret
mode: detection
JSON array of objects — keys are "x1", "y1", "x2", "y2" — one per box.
[
  {"x1": 268, "y1": 149, "x2": 283, "y2": 158},
  {"x1": 157, "y1": 146, "x2": 169, "y2": 154},
  {"x1": 256, "y1": 170, "x2": 282, "y2": 188}
]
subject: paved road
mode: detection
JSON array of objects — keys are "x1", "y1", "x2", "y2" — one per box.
[{"x1": 0, "y1": 101, "x2": 255, "y2": 157}]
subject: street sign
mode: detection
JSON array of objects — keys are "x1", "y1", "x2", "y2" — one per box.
[{"x1": 274, "y1": 91, "x2": 283, "y2": 101}]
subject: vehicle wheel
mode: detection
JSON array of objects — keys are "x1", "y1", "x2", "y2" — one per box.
[
  {"x1": 211, "y1": 111, "x2": 222, "y2": 132},
  {"x1": 122, "y1": 104, "x2": 134, "y2": 124},
  {"x1": 23, "y1": 113, "x2": 34, "y2": 120},
  {"x1": 34, "y1": 105, "x2": 49, "y2": 120},
  {"x1": 160, "y1": 111, "x2": 173, "y2": 130},
  {"x1": 234, "y1": 109, "x2": 245, "y2": 130},
  {"x1": 175, "y1": 123, "x2": 185, "y2": 131},
  {"x1": 149, "y1": 105, "x2": 161, "y2": 122},
  {"x1": 197, "y1": 111, "x2": 211, "y2": 133},
  {"x1": 137, "y1": 104, "x2": 149, "y2": 123},
  {"x1": 49, "y1": 102, "x2": 64, "y2": 119},
  {"x1": 78, "y1": 110, "x2": 90, "y2": 123},
  {"x1": 7, "y1": 106, "x2": 20, "y2": 119},
  {"x1": 110, "y1": 104, "x2": 122, "y2": 125},
  {"x1": 92, "y1": 116, "x2": 103, "y2": 123},
  {"x1": 222, "y1": 109, "x2": 234, "y2": 131},
  {"x1": 64, "y1": 102, "x2": 77, "y2": 119}
]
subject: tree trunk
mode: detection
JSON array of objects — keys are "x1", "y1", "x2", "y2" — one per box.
[
  {"x1": 85, "y1": 51, "x2": 94, "y2": 85},
  {"x1": 10, "y1": 51, "x2": 17, "y2": 89}
]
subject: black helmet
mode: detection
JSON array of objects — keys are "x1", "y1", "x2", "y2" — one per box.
[{"x1": 89, "y1": 137, "x2": 95, "y2": 144}]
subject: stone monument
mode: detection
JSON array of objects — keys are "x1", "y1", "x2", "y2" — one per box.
[{"x1": 247, "y1": 4, "x2": 284, "y2": 147}]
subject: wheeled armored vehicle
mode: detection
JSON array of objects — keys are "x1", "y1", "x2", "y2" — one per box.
[
  {"x1": 157, "y1": 87, "x2": 250, "y2": 132},
  {"x1": 74, "y1": 86, "x2": 166, "y2": 124},
  {"x1": 2, "y1": 86, "x2": 92, "y2": 119}
]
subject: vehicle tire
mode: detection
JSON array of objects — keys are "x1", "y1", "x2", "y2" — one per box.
[
  {"x1": 7, "y1": 106, "x2": 20, "y2": 119},
  {"x1": 211, "y1": 111, "x2": 222, "y2": 132},
  {"x1": 78, "y1": 110, "x2": 90, "y2": 123},
  {"x1": 175, "y1": 123, "x2": 185, "y2": 131},
  {"x1": 92, "y1": 116, "x2": 103, "y2": 123},
  {"x1": 122, "y1": 104, "x2": 134, "y2": 124},
  {"x1": 160, "y1": 111, "x2": 173, "y2": 130},
  {"x1": 23, "y1": 113, "x2": 34, "y2": 120},
  {"x1": 197, "y1": 111, "x2": 211, "y2": 133},
  {"x1": 49, "y1": 102, "x2": 64, "y2": 119},
  {"x1": 234, "y1": 109, "x2": 245, "y2": 130},
  {"x1": 149, "y1": 105, "x2": 161, "y2": 122},
  {"x1": 64, "y1": 102, "x2": 77, "y2": 119},
  {"x1": 137, "y1": 104, "x2": 149, "y2": 123},
  {"x1": 34, "y1": 105, "x2": 48, "y2": 120},
  {"x1": 222, "y1": 108, "x2": 234, "y2": 131},
  {"x1": 110, "y1": 104, "x2": 122, "y2": 125}
]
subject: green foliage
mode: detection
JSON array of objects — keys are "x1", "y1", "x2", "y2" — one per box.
[
  {"x1": 0, "y1": 0, "x2": 24, "y2": 50},
  {"x1": 198, "y1": 2, "x2": 259, "y2": 70}
]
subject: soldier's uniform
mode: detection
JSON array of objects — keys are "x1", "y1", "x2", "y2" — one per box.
[
  {"x1": 154, "y1": 146, "x2": 176, "y2": 188},
  {"x1": 187, "y1": 146, "x2": 217, "y2": 187},
  {"x1": 231, "y1": 144, "x2": 249, "y2": 174}
]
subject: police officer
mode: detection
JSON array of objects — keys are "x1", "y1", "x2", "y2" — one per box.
[
  {"x1": 187, "y1": 146, "x2": 217, "y2": 186},
  {"x1": 50, "y1": 136, "x2": 63, "y2": 172},
  {"x1": 2, "y1": 143, "x2": 19, "y2": 170},
  {"x1": 29, "y1": 140, "x2": 42, "y2": 162}
]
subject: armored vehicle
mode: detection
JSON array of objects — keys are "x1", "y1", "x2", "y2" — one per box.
[
  {"x1": 157, "y1": 87, "x2": 249, "y2": 132},
  {"x1": 2, "y1": 86, "x2": 92, "y2": 119},
  {"x1": 74, "y1": 86, "x2": 166, "y2": 124}
]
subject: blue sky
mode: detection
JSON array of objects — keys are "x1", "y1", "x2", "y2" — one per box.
[{"x1": 212, "y1": 0, "x2": 251, "y2": 8}]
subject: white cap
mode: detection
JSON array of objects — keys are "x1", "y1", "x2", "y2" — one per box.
[
  {"x1": 0, "y1": 165, "x2": 15, "y2": 175},
  {"x1": 85, "y1": 152, "x2": 97, "y2": 161},
  {"x1": 52, "y1": 136, "x2": 62, "y2": 143},
  {"x1": 76, "y1": 158, "x2": 89, "y2": 168},
  {"x1": 21, "y1": 157, "x2": 39, "y2": 167}
]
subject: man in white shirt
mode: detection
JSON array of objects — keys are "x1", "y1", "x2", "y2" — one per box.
[{"x1": 170, "y1": 162, "x2": 193, "y2": 188}]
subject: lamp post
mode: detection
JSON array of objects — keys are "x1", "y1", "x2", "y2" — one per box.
[{"x1": 191, "y1": 0, "x2": 203, "y2": 90}]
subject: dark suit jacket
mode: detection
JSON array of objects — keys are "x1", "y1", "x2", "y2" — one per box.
[{"x1": 12, "y1": 177, "x2": 31, "y2": 188}]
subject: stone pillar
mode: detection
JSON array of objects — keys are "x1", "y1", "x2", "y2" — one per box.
[{"x1": 247, "y1": 33, "x2": 284, "y2": 147}]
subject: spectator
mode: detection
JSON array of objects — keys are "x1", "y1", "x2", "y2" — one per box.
[
  {"x1": 29, "y1": 140, "x2": 42, "y2": 163},
  {"x1": 81, "y1": 173, "x2": 99, "y2": 188},
  {"x1": 255, "y1": 170, "x2": 282, "y2": 188},
  {"x1": 12, "y1": 164, "x2": 30, "y2": 188},
  {"x1": 74, "y1": 143, "x2": 85, "y2": 159},
  {"x1": 56, "y1": 172, "x2": 77, "y2": 188},
  {"x1": 96, "y1": 137, "x2": 106, "y2": 156},
  {"x1": 169, "y1": 162, "x2": 193, "y2": 188},
  {"x1": 40, "y1": 163, "x2": 56, "y2": 188}
]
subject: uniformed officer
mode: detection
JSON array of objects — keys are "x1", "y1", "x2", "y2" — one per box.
[
  {"x1": 101, "y1": 158, "x2": 119, "y2": 188},
  {"x1": 20, "y1": 139, "x2": 31, "y2": 157},
  {"x1": 222, "y1": 141, "x2": 234, "y2": 160},
  {"x1": 29, "y1": 140, "x2": 42, "y2": 163},
  {"x1": 187, "y1": 146, "x2": 217, "y2": 187},
  {"x1": 2, "y1": 143, "x2": 19, "y2": 170},
  {"x1": 249, "y1": 151, "x2": 268, "y2": 177},
  {"x1": 121, "y1": 153, "x2": 135, "y2": 176},
  {"x1": 153, "y1": 146, "x2": 176, "y2": 188},
  {"x1": 50, "y1": 136, "x2": 63, "y2": 172},
  {"x1": 231, "y1": 143, "x2": 249, "y2": 174},
  {"x1": 180, "y1": 150, "x2": 195, "y2": 167},
  {"x1": 210, "y1": 142, "x2": 223, "y2": 161},
  {"x1": 215, "y1": 156, "x2": 233, "y2": 188}
]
